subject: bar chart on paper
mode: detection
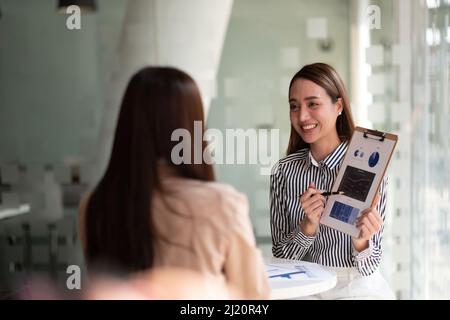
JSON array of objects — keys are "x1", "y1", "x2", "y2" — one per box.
[
  {"x1": 267, "y1": 264, "x2": 315, "y2": 281},
  {"x1": 265, "y1": 257, "x2": 337, "y2": 299}
]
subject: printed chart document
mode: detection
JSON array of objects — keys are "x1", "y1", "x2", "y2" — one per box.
[
  {"x1": 265, "y1": 257, "x2": 337, "y2": 299},
  {"x1": 320, "y1": 127, "x2": 398, "y2": 237},
  {"x1": 266, "y1": 262, "x2": 316, "y2": 281}
]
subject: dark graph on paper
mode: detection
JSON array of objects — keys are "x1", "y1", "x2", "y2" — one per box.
[{"x1": 338, "y1": 166, "x2": 375, "y2": 202}]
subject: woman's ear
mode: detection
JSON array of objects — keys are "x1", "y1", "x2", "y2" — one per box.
[{"x1": 336, "y1": 97, "x2": 344, "y2": 115}]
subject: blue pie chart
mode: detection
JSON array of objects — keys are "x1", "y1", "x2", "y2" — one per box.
[{"x1": 368, "y1": 152, "x2": 380, "y2": 167}]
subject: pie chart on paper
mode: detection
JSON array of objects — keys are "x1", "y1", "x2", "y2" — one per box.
[{"x1": 368, "y1": 152, "x2": 380, "y2": 167}]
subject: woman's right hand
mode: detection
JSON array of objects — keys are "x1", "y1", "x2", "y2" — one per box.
[{"x1": 299, "y1": 183, "x2": 326, "y2": 236}]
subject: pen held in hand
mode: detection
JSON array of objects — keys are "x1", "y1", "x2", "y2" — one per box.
[
  {"x1": 298, "y1": 191, "x2": 345, "y2": 198},
  {"x1": 321, "y1": 191, "x2": 345, "y2": 197}
]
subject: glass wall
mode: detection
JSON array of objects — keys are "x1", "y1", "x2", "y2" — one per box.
[
  {"x1": 410, "y1": 0, "x2": 450, "y2": 299},
  {"x1": 364, "y1": 0, "x2": 412, "y2": 299},
  {"x1": 365, "y1": 0, "x2": 450, "y2": 299}
]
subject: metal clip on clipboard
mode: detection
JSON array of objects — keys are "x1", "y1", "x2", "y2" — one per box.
[{"x1": 363, "y1": 128, "x2": 386, "y2": 142}]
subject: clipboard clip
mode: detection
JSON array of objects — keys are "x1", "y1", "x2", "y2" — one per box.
[{"x1": 363, "y1": 129, "x2": 386, "y2": 142}]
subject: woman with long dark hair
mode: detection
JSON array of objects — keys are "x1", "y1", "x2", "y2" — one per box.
[
  {"x1": 79, "y1": 67, "x2": 269, "y2": 299},
  {"x1": 270, "y1": 63, "x2": 394, "y2": 299}
]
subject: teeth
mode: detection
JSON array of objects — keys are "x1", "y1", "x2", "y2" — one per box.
[{"x1": 302, "y1": 124, "x2": 317, "y2": 130}]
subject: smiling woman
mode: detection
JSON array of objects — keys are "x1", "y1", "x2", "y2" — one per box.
[
  {"x1": 270, "y1": 62, "x2": 394, "y2": 299},
  {"x1": 286, "y1": 63, "x2": 354, "y2": 159}
]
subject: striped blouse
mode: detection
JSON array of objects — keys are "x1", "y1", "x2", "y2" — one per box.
[{"x1": 270, "y1": 140, "x2": 388, "y2": 276}]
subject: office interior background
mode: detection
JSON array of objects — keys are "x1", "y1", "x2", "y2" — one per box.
[{"x1": 0, "y1": 0, "x2": 449, "y2": 299}]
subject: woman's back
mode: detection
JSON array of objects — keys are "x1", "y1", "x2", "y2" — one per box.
[
  {"x1": 81, "y1": 66, "x2": 269, "y2": 299},
  {"x1": 152, "y1": 168, "x2": 270, "y2": 299},
  {"x1": 79, "y1": 168, "x2": 270, "y2": 299}
]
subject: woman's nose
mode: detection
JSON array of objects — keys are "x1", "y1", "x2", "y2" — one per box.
[{"x1": 299, "y1": 106, "x2": 310, "y2": 122}]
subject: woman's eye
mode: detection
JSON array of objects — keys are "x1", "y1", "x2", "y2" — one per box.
[
  {"x1": 308, "y1": 102, "x2": 318, "y2": 108},
  {"x1": 290, "y1": 105, "x2": 299, "y2": 111}
]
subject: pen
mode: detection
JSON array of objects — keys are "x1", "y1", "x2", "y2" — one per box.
[
  {"x1": 321, "y1": 191, "x2": 345, "y2": 197},
  {"x1": 298, "y1": 191, "x2": 345, "y2": 198}
]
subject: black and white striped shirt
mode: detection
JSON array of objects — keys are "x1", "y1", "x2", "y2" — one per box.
[{"x1": 270, "y1": 140, "x2": 387, "y2": 276}]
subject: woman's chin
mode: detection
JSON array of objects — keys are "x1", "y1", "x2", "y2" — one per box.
[{"x1": 300, "y1": 134, "x2": 318, "y2": 144}]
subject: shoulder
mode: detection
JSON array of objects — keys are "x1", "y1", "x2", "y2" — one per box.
[
  {"x1": 278, "y1": 148, "x2": 309, "y2": 166},
  {"x1": 204, "y1": 181, "x2": 248, "y2": 207},
  {"x1": 185, "y1": 179, "x2": 249, "y2": 219},
  {"x1": 162, "y1": 177, "x2": 249, "y2": 218},
  {"x1": 207, "y1": 182, "x2": 251, "y2": 229},
  {"x1": 205, "y1": 182, "x2": 254, "y2": 243},
  {"x1": 164, "y1": 178, "x2": 253, "y2": 238},
  {"x1": 165, "y1": 177, "x2": 246, "y2": 205},
  {"x1": 271, "y1": 148, "x2": 309, "y2": 177}
]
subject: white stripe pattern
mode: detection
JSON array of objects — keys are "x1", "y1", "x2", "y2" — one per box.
[{"x1": 270, "y1": 141, "x2": 388, "y2": 276}]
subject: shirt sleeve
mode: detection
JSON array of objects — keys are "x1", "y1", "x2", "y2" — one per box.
[
  {"x1": 223, "y1": 232, "x2": 271, "y2": 299},
  {"x1": 270, "y1": 161, "x2": 315, "y2": 260},
  {"x1": 221, "y1": 188, "x2": 271, "y2": 299},
  {"x1": 352, "y1": 176, "x2": 389, "y2": 276}
]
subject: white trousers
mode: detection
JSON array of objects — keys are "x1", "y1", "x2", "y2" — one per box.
[{"x1": 306, "y1": 267, "x2": 395, "y2": 300}]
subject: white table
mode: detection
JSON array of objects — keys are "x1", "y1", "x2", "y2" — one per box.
[{"x1": 265, "y1": 257, "x2": 337, "y2": 299}]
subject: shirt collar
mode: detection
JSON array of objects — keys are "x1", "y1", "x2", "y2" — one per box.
[{"x1": 307, "y1": 140, "x2": 348, "y2": 170}]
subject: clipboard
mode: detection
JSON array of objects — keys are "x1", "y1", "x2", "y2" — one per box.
[{"x1": 320, "y1": 127, "x2": 398, "y2": 237}]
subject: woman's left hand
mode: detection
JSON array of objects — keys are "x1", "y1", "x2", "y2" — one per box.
[
  {"x1": 356, "y1": 193, "x2": 383, "y2": 241},
  {"x1": 352, "y1": 194, "x2": 383, "y2": 250}
]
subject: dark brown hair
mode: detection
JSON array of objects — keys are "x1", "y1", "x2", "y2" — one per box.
[
  {"x1": 85, "y1": 67, "x2": 214, "y2": 273},
  {"x1": 286, "y1": 63, "x2": 355, "y2": 154}
]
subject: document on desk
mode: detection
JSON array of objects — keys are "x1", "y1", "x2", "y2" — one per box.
[{"x1": 266, "y1": 263, "x2": 317, "y2": 281}]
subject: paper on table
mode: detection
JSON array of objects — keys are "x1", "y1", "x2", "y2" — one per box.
[{"x1": 266, "y1": 263, "x2": 317, "y2": 281}]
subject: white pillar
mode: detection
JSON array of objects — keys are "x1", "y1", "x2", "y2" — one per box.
[
  {"x1": 350, "y1": 0, "x2": 371, "y2": 127},
  {"x1": 94, "y1": 0, "x2": 233, "y2": 183}
]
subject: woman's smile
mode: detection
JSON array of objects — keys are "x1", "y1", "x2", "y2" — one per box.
[{"x1": 301, "y1": 123, "x2": 319, "y2": 132}]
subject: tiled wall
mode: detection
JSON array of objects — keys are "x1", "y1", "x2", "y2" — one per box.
[{"x1": 0, "y1": 0, "x2": 126, "y2": 294}]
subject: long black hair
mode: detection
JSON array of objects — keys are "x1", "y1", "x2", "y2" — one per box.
[{"x1": 85, "y1": 67, "x2": 215, "y2": 273}]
